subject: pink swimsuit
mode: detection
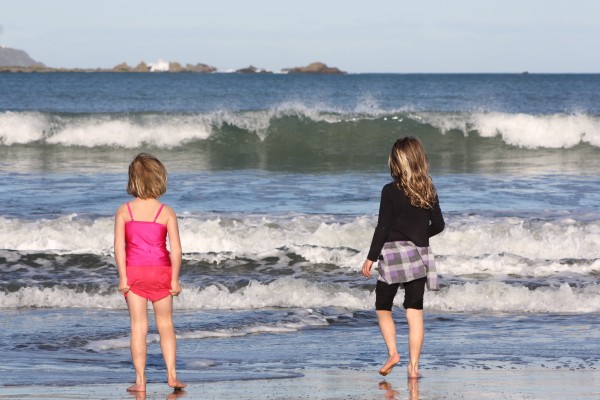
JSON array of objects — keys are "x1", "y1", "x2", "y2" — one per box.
[{"x1": 125, "y1": 202, "x2": 172, "y2": 302}]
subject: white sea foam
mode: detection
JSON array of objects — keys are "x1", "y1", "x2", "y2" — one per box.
[
  {"x1": 0, "y1": 111, "x2": 49, "y2": 144},
  {"x1": 428, "y1": 282, "x2": 600, "y2": 313},
  {"x1": 0, "y1": 107, "x2": 345, "y2": 148},
  {"x1": 84, "y1": 308, "x2": 329, "y2": 351},
  {"x1": 0, "y1": 286, "x2": 124, "y2": 309},
  {"x1": 179, "y1": 278, "x2": 370, "y2": 310},
  {"x1": 2, "y1": 279, "x2": 599, "y2": 313},
  {"x1": 433, "y1": 215, "x2": 600, "y2": 261},
  {"x1": 2, "y1": 215, "x2": 599, "y2": 268},
  {"x1": 439, "y1": 254, "x2": 600, "y2": 279},
  {"x1": 421, "y1": 112, "x2": 600, "y2": 149},
  {"x1": 3, "y1": 110, "x2": 599, "y2": 149},
  {"x1": 47, "y1": 117, "x2": 212, "y2": 148},
  {"x1": 0, "y1": 215, "x2": 114, "y2": 254}
]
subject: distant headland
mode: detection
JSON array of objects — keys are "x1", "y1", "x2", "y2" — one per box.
[{"x1": 0, "y1": 46, "x2": 346, "y2": 74}]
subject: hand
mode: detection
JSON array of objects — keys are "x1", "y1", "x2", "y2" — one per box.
[
  {"x1": 170, "y1": 280, "x2": 182, "y2": 296},
  {"x1": 362, "y1": 259, "x2": 374, "y2": 278},
  {"x1": 119, "y1": 279, "x2": 130, "y2": 294}
]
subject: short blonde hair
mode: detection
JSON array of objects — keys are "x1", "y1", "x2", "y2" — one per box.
[
  {"x1": 388, "y1": 137, "x2": 437, "y2": 208},
  {"x1": 127, "y1": 153, "x2": 167, "y2": 199}
]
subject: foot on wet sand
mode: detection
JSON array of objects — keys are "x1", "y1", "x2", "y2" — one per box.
[
  {"x1": 378, "y1": 353, "x2": 400, "y2": 376},
  {"x1": 126, "y1": 383, "x2": 146, "y2": 392},
  {"x1": 168, "y1": 378, "x2": 187, "y2": 390}
]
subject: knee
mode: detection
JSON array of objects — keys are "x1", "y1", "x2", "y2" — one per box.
[
  {"x1": 376, "y1": 297, "x2": 394, "y2": 311},
  {"x1": 131, "y1": 321, "x2": 149, "y2": 335},
  {"x1": 155, "y1": 317, "x2": 174, "y2": 332},
  {"x1": 403, "y1": 296, "x2": 423, "y2": 310}
]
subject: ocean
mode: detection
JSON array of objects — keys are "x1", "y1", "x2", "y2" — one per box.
[{"x1": 0, "y1": 73, "x2": 599, "y2": 394}]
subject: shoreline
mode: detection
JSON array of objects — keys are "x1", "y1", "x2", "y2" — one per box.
[{"x1": 2, "y1": 369, "x2": 599, "y2": 400}]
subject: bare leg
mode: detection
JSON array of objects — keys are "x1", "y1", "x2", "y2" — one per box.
[
  {"x1": 376, "y1": 310, "x2": 401, "y2": 375},
  {"x1": 127, "y1": 292, "x2": 149, "y2": 392},
  {"x1": 153, "y1": 295, "x2": 186, "y2": 389},
  {"x1": 406, "y1": 308, "x2": 424, "y2": 378}
]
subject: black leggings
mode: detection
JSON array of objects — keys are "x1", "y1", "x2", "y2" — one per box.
[{"x1": 375, "y1": 277, "x2": 426, "y2": 311}]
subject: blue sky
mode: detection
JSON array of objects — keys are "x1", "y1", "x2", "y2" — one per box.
[{"x1": 1, "y1": 0, "x2": 598, "y2": 72}]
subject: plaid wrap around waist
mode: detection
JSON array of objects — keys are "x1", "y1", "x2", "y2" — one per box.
[{"x1": 376, "y1": 240, "x2": 439, "y2": 291}]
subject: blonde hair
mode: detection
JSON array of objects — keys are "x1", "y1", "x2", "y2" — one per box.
[
  {"x1": 127, "y1": 153, "x2": 167, "y2": 199},
  {"x1": 388, "y1": 137, "x2": 437, "y2": 208}
]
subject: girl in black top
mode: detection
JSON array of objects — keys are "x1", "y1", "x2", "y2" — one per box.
[{"x1": 362, "y1": 137, "x2": 444, "y2": 378}]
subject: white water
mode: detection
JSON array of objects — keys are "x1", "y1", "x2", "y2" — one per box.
[
  {"x1": 421, "y1": 111, "x2": 600, "y2": 148},
  {"x1": 2, "y1": 279, "x2": 599, "y2": 313},
  {"x1": 85, "y1": 308, "x2": 330, "y2": 351},
  {"x1": 0, "y1": 107, "x2": 344, "y2": 147},
  {"x1": 2, "y1": 214, "x2": 599, "y2": 267},
  {"x1": 2, "y1": 110, "x2": 599, "y2": 149}
]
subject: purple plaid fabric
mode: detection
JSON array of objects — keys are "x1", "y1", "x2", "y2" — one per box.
[{"x1": 376, "y1": 241, "x2": 439, "y2": 291}]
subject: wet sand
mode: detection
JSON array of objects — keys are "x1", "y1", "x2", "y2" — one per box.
[{"x1": 2, "y1": 368, "x2": 599, "y2": 400}]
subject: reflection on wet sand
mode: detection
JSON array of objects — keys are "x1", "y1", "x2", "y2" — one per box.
[
  {"x1": 379, "y1": 379, "x2": 419, "y2": 400},
  {"x1": 125, "y1": 388, "x2": 186, "y2": 400}
]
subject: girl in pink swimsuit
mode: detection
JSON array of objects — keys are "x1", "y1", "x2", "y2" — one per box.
[{"x1": 114, "y1": 153, "x2": 186, "y2": 393}]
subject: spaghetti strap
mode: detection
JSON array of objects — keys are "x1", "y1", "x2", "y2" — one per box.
[
  {"x1": 153, "y1": 204, "x2": 165, "y2": 223},
  {"x1": 126, "y1": 202, "x2": 134, "y2": 221}
]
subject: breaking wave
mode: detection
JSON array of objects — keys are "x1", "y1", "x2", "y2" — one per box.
[{"x1": 1, "y1": 109, "x2": 599, "y2": 150}]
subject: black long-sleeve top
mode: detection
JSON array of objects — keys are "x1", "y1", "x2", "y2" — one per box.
[{"x1": 367, "y1": 182, "x2": 445, "y2": 262}]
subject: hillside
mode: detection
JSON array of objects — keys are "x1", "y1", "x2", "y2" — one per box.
[{"x1": 0, "y1": 46, "x2": 44, "y2": 67}]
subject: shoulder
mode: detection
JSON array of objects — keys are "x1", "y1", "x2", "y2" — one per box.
[
  {"x1": 431, "y1": 193, "x2": 442, "y2": 210},
  {"x1": 114, "y1": 203, "x2": 130, "y2": 225},
  {"x1": 382, "y1": 182, "x2": 404, "y2": 197},
  {"x1": 161, "y1": 204, "x2": 177, "y2": 218},
  {"x1": 115, "y1": 203, "x2": 129, "y2": 217},
  {"x1": 382, "y1": 182, "x2": 396, "y2": 193}
]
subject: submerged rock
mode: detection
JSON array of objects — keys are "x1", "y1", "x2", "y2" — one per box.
[
  {"x1": 185, "y1": 63, "x2": 217, "y2": 73},
  {"x1": 235, "y1": 65, "x2": 272, "y2": 74}
]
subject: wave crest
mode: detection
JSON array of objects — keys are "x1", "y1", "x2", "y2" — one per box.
[
  {"x1": 2, "y1": 109, "x2": 600, "y2": 150},
  {"x1": 2, "y1": 215, "x2": 599, "y2": 264},
  {"x1": 2, "y1": 280, "x2": 599, "y2": 313}
]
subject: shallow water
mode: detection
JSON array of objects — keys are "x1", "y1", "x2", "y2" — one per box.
[{"x1": 1, "y1": 73, "x2": 599, "y2": 392}]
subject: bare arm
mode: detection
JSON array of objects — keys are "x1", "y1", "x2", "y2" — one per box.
[
  {"x1": 166, "y1": 207, "x2": 183, "y2": 296},
  {"x1": 114, "y1": 206, "x2": 129, "y2": 293}
]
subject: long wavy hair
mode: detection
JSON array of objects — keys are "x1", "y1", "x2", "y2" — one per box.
[{"x1": 388, "y1": 137, "x2": 437, "y2": 208}]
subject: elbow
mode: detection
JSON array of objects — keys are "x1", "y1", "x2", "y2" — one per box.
[
  {"x1": 429, "y1": 221, "x2": 445, "y2": 237},
  {"x1": 170, "y1": 248, "x2": 182, "y2": 258},
  {"x1": 437, "y1": 221, "x2": 446, "y2": 235},
  {"x1": 172, "y1": 250, "x2": 182, "y2": 257}
]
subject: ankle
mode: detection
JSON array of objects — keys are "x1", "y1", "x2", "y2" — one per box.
[
  {"x1": 407, "y1": 363, "x2": 419, "y2": 373},
  {"x1": 167, "y1": 371, "x2": 178, "y2": 381}
]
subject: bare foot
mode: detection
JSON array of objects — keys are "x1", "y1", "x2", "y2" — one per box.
[
  {"x1": 379, "y1": 353, "x2": 400, "y2": 376},
  {"x1": 168, "y1": 378, "x2": 187, "y2": 390},
  {"x1": 126, "y1": 383, "x2": 146, "y2": 392}
]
